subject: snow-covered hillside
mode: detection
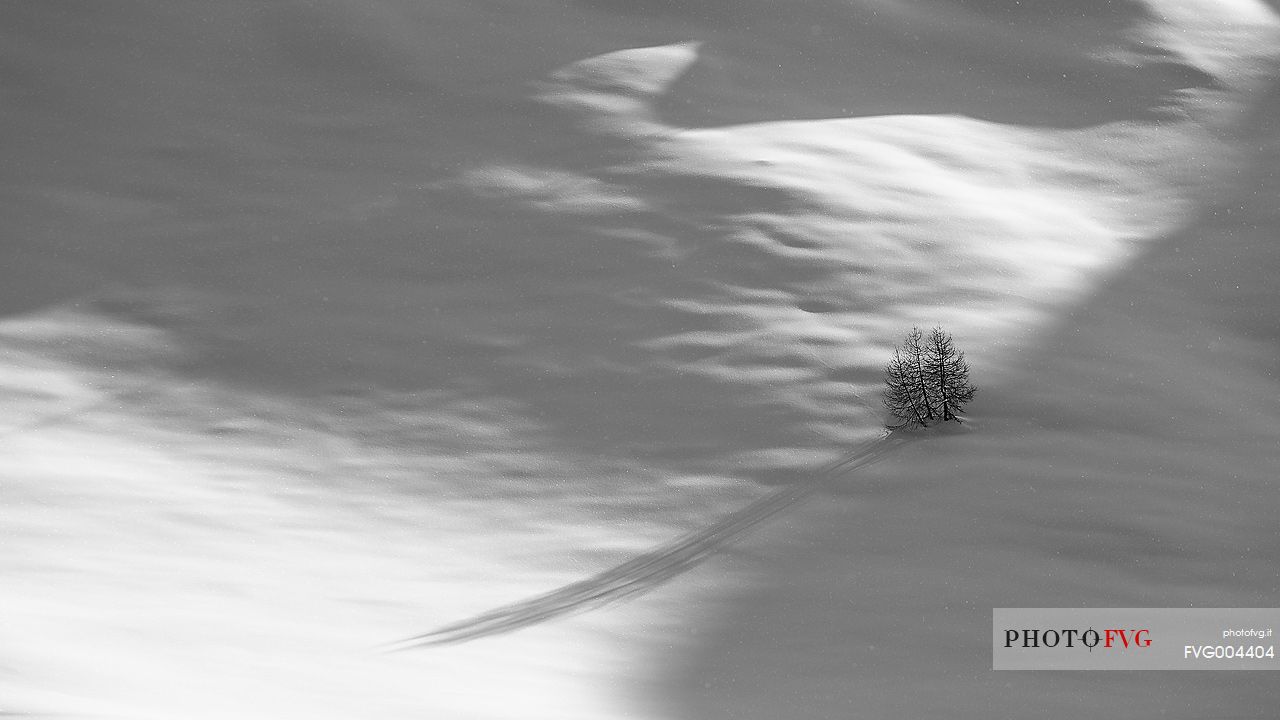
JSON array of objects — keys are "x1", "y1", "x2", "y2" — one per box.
[{"x1": 2, "y1": 1, "x2": 1278, "y2": 718}]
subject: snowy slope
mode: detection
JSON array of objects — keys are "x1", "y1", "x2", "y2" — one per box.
[
  {"x1": 2, "y1": 1, "x2": 1278, "y2": 719},
  {"x1": 660, "y1": 80, "x2": 1280, "y2": 719}
]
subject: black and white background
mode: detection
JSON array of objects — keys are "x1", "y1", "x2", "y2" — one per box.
[{"x1": 3, "y1": 2, "x2": 1279, "y2": 718}]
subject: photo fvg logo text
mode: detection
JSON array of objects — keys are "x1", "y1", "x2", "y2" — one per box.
[
  {"x1": 992, "y1": 608, "x2": 1279, "y2": 671},
  {"x1": 1003, "y1": 627, "x2": 1151, "y2": 651}
]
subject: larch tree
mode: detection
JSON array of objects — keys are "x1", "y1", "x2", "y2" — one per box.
[
  {"x1": 883, "y1": 345, "x2": 930, "y2": 427},
  {"x1": 882, "y1": 326, "x2": 976, "y2": 427},
  {"x1": 903, "y1": 326, "x2": 935, "y2": 424},
  {"x1": 924, "y1": 326, "x2": 976, "y2": 422}
]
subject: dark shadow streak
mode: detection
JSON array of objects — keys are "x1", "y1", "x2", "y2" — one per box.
[{"x1": 385, "y1": 431, "x2": 911, "y2": 650}]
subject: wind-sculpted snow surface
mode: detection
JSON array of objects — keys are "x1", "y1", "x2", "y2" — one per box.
[
  {"x1": 388, "y1": 432, "x2": 908, "y2": 649},
  {"x1": 662, "y1": 85, "x2": 1280, "y2": 720},
  {"x1": 2, "y1": 1, "x2": 1279, "y2": 719}
]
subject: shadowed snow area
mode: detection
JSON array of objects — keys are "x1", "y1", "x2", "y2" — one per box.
[
  {"x1": 2, "y1": 0, "x2": 1279, "y2": 718},
  {"x1": 660, "y1": 71, "x2": 1280, "y2": 720}
]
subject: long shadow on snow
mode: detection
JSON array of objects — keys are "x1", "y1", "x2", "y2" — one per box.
[{"x1": 386, "y1": 431, "x2": 911, "y2": 649}]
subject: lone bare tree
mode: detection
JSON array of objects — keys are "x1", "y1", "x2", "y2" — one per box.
[
  {"x1": 924, "y1": 326, "x2": 976, "y2": 421},
  {"x1": 883, "y1": 326, "x2": 976, "y2": 427},
  {"x1": 883, "y1": 328, "x2": 933, "y2": 426}
]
